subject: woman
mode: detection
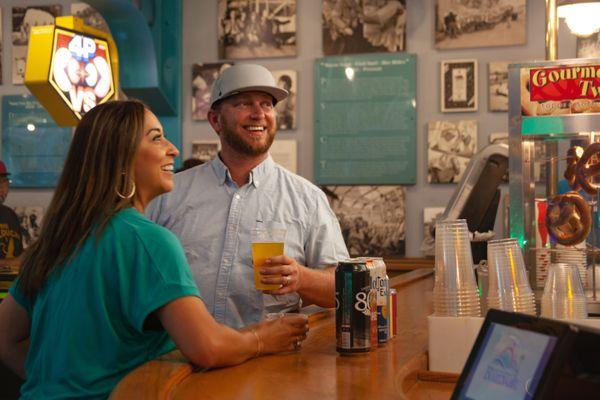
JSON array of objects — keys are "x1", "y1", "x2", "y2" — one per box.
[{"x1": 0, "y1": 100, "x2": 308, "y2": 399}]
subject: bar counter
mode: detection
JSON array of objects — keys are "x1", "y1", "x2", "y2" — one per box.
[{"x1": 111, "y1": 269, "x2": 454, "y2": 400}]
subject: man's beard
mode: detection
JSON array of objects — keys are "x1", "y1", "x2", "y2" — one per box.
[{"x1": 220, "y1": 121, "x2": 275, "y2": 157}]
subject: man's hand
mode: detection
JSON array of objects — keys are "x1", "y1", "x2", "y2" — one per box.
[{"x1": 260, "y1": 255, "x2": 304, "y2": 296}]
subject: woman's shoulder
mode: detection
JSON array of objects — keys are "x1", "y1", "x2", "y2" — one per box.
[{"x1": 109, "y1": 208, "x2": 182, "y2": 249}]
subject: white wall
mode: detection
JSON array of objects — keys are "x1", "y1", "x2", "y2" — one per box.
[{"x1": 1, "y1": 0, "x2": 580, "y2": 256}]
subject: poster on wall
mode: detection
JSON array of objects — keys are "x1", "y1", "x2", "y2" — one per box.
[
  {"x1": 217, "y1": 0, "x2": 297, "y2": 59},
  {"x1": 441, "y1": 59, "x2": 477, "y2": 112},
  {"x1": 192, "y1": 62, "x2": 233, "y2": 121},
  {"x1": 314, "y1": 53, "x2": 416, "y2": 185},
  {"x1": 521, "y1": 64, "x2": 600, "y2": 116},
  {"x1": 2, "y1": 95, "x2": 71, "y2": 187},
  {"x1": 322, "y1": 0, "x2": 406, "y2": 55},
  {"x1": 12, "y1": 5, "x2": 62, "y2": 85},
  {"x1": 70, "y1": 3, "x2": 110, "y2": 33},
  {"x1": 191, "y1": 140, "x2": 220, "y2": 163},
  {"x1": 322, "y1": 185, "x2": 405, "y2": 257},
  {"x1": 435, "y1": 0, "x2": 526, "y2": 50},
  {"x1": 272, "y1": 69, "x2": 297, "y2": 130},
  {"x1": 488, "y1": 61, "x2": 509, "y2": 112},
  {"x1": 427, "y1": 120, "x2": 477, "y2": 184},
  {"x1": 270, "y1": 139, "x2": 297, "y2": 173},
  {"x1": 13, "y1": 206, "x2": 44, "y2": 248},
  {"x1": 577, "y1": 32, "x2": 600, "y2": 58},
  {"x1": 421, "y1": 207, "x2": 445, "y2": 256}
]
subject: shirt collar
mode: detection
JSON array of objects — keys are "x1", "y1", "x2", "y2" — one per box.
[{"x1": 210, "y1": 154, "x2": 275, "y2": 188}]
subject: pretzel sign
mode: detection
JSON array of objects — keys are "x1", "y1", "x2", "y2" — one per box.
[{"x1": 545, "y1": 192, "x2": 591, "y2": 246}]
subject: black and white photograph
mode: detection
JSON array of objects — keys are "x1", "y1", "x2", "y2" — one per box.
[
  {"x1": 218, "y1": 0, "x2": 296, "y2": 59},
  {"x1": 577, "y1": 31, "x2": 600, "y2": 58},
  {"x1": 272, "y1": 69, "x2": 297, "y2": 130},
  {"x1": 14, "y1": 206, "x2": 44, "y2": 249},
  {"x1": 322, "y1": 0, "x2": 406, "y2": 55},
  {"x1": 12, "y1": 5, "x2": 62, "y2": 84},
  {"x1": 321, "y1": 185, "x2": 405, "y2": 257},
  {"x1": 70, "y1": 3, "x2": 110, "y2": 33},
  {"x1": 441, "y1": 59, "x2": 477, "y2": 112},
  {"x1": 428, "y1": 120, "x2": 477, "y2": 184},
  {"x1": 420, "y1": 207, "x2": 445, "y2": 256},
  {"x1": 488, "y1": 61, "x2": 509, "y2": 112},
  {"x1": 191, "y1": 140, "x2": 220, "y2": 163},
  {"x1": 435, "y1": 0, "x2": 526, "y2": 50},
  {"x1": 488, "y1": 131, "x2": 508, "y2": 145},
  {"x1": 192, "y1": 62, "x2": 233, "y2": 121}
]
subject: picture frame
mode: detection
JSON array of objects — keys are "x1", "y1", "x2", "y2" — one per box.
[
  {"x1": 488, "y1": 61, "x2": 509, "y2": 112},
  {"x1": 191, "y1": 140, "x2": 220, "y2": 163},
  {"x1": 441, "y1": 59, "x2": 477, "y2": 113},
  {"x1": 427, "y1": 120, "x2": 477, "y2": 184}
]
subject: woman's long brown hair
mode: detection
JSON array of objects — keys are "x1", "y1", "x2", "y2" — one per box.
[{"x1": 17, "y1": 100, "x2": 147, "y2": 299}]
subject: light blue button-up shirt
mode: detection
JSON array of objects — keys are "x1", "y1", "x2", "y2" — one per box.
[{"x1": 147, "y1": 155, "x2": 349, "y2": 328}]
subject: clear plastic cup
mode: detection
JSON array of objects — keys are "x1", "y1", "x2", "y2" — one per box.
[
  {"x1": 433, "y1": 219, "x2": 480, "y2": 317},
  {"x1": 486, "y1": 238, "x2": 536, "y2": 315},
  {"x1": 541, "y1": 263, "x2": 588, "y2": 319},
  {"x1": 555, "y1": 247, "x2": 588, "y2": 290}
]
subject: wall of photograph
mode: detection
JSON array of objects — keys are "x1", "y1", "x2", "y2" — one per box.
[{"x1": 0, "y1": 1, "x2": 583, "y2": 257}]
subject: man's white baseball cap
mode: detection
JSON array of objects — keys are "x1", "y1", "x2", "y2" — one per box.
[{"x1": 210, "y1": 64, "x2": 289, "y2": 108}]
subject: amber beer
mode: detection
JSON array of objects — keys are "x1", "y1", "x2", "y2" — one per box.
[{"x1": 251, "y1": 228, "x2": 286, "y2": 291}]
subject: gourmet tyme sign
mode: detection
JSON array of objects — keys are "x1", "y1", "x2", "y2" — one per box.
[{"x1": 521, "y1": 64, "x2": 600, "y2": 116}]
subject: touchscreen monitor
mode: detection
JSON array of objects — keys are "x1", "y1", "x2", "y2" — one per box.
[{"x1": 454, "y1": 322, "x2": 557, "y2": 400}]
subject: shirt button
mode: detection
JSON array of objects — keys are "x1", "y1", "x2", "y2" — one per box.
[{"x1": 235, "y1": 194, "x2": 241, "y2": 200}]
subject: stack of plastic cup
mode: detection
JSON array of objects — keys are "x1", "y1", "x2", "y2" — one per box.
[
  {"x1": 555, "y1": 246, "x2": 588, "y2": 290},
  {"x1": 541, "y1": 263, "x2": 588, "y2": 320},
  {"x1": 486, "y1": 238, "x2": 536, "y2": 315},
  {"x1": 433, "y1": 219, "x2": 481, "y2": 317}
]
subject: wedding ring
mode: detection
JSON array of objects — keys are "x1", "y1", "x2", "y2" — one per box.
[{"x1": 283, "y1": 275, "x2": 291, "y2": 286}]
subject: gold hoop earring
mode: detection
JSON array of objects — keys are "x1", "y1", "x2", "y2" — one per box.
[{"x1": 116, "y1": 181, "x2": 136, "y2": 199}]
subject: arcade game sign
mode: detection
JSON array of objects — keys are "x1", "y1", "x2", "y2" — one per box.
[{"x1": 25, "y1": 16, "x2": 119, "y2": 126}]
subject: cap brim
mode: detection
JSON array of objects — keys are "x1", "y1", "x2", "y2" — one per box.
[{"x1": 218, "y1": 86, "x2": 289, "y2": 104}]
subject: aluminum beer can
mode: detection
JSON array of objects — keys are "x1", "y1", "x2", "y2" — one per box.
[
  {"x1": 336, "y1": 260, "x2": 372, "y2": 354},
  {"x1": 372, "y1": 258, "x2": 389, "y2": 344},
  {"x1": 389, "y1": 288, "x2": 397, "y2": 337}
]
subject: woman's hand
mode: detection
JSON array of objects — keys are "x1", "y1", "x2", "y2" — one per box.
[{"x1": 253, "y1": 314, "x2": 309, "y2": 355}]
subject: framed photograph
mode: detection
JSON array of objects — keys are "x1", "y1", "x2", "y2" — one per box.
[
  {"x1": 192, "y1": 62, "x2": 233, "y2": 121},
  {"x1": 322, "y1": 0, "x2": 406, "y2": 55},
  {"x1": 321, "y1": 185, "x2": 405, "y2": 257},
  {"x1": 272, "y1": 69, "x2": 297, "y2": 130},
  {"x1": 14, "y1": 206, "x2": 44, "y2": 248},
  {"x1": 12, "y1": 5, "x2": 62, "y2": 84},
  {"x1": 441, "y1": 59, "x2": 477, "y2": 112},
  {"x1": 421, "y1": 207, "x2": 445, "y2": 256},
  {"x1": 577, "y1": 32, "x2": 600, "y2": 58},
  {"x1": 488, "y1": 61, "x2": 509, "y2": 112},
  {"x1": 217, "y1": 0, "x2": 297, "y2": 59},
  {"x1": 488, "y1": 132, "x2": 508, "y2": 145},
  {"x1": 435, "y1": 0, "x2": 526, "y2": 50},
  {"x1": 70, "y1": 3, "x2": 110, "y2": 33},
  {"x1": 191, "y1": 140, "x2": 220, "y2": 163},
  {"x1": 428, "y1": 120, "x2": 477, "y2": 184}
]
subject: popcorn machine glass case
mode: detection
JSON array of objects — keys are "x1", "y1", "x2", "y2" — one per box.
[{"x1": 509, "y1": 58, "x2": 600, "y2": 313}]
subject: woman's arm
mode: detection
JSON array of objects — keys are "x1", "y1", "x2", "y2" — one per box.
[
  {"x1": 0, "y1": 294, "x2": 30, "y2": 379},
  {"x1": 155, "y1": 296, "x2": 308, "y2": 369}
]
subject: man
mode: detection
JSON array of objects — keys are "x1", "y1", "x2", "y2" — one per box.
[
  {"x1": 147, "y1": 64, "x2": 349, "y2": 328},
  {"x1": 0, "y1": 161, "x2": 23, "y2": 265}
]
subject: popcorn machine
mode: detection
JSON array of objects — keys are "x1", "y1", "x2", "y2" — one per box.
[{"x1": 509, "y1": 58, "x2": 600, "y2": 314}]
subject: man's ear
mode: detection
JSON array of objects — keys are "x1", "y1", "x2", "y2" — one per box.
[{"x1": 207, "y1": 109, "x2": 221, "y2": 134}]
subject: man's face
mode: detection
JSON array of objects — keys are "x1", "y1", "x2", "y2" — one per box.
[
  {"x1": 0, "y1": 176, "x2": 10, "y2": 205},
  {"x1": 210, "y1": 91, "x2": 276, "y2": 157}
]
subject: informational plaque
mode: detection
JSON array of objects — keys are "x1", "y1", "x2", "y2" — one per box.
[
  {"x1": 2, "y1": 95, "x2": 72, "y2": 187},
  {"x1": 315, "y1": 53, "x2": 417, "y2": 184}
]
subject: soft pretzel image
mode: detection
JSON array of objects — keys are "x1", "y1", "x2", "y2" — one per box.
[
  {"x1": 575, "y1": 142, "x2": 600, "y2": 195},
  {"x1": 564, "y1": 145, "x2": 583, "y2": 190},
  {"x1": 546, "y1": 192, "x2": 591, "y2": 246}
]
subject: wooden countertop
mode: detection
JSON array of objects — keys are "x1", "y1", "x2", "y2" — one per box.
[{"x1": 110, "y1": 269, "x2": 435, "y2": 400}]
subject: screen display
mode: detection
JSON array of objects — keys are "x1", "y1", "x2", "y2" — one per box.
[
  {"x1": 48, "y1": 28, "x2": 114, "y2": 120},
  {"x1": 457, "y1": 322, "x2": 557, "y2": 400}
]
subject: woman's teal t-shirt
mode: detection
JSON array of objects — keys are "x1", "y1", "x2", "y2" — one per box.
[{"x1": 9, "y1": 208, "x2": 200, "y2": 399}]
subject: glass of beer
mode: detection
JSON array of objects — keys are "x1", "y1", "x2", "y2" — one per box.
[{"x1": 252, "y1": 227, "x2": 286, "y2": 291}]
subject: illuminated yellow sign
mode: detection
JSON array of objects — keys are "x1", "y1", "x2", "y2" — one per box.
[{"x1": 25, "y1": 16, "x2": 119, "y2": 126}]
